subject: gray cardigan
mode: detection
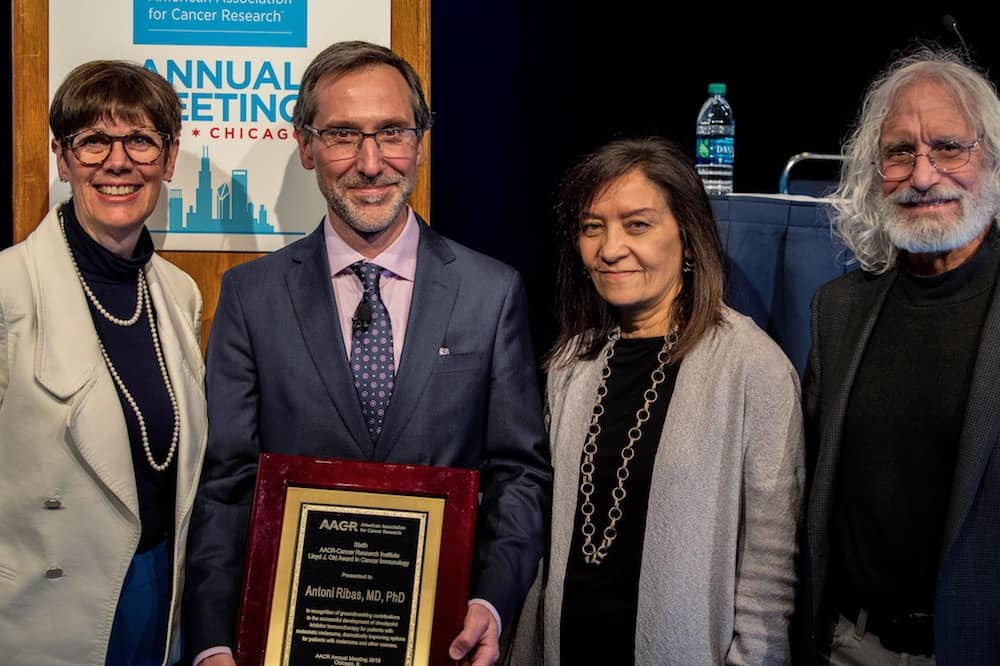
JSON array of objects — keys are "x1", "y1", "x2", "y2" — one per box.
[{"x1": 509, "y1": 307, "x2": 803, "y2": 665}]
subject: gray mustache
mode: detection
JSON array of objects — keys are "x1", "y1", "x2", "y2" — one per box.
[
  {"x1": 344, "y1": 176, "x2": 402, "y2": 188},
  {"x1": 891, "y1": 186, "x2": 962, "y2": 205}
]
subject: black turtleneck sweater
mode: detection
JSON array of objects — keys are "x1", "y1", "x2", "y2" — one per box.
[
  {"x1": 61, "y1": 202, "x2": 177, "y2": 553},
  {"x1": 833, "y1": 226, "x2": 1000, "y2": 616}
]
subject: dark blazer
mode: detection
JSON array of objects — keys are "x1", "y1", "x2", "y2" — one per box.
[
  {"x1": 183, "y1": 219, "x2": 552, "y2": 656},
  {"x1": 801, "y1": 265, "x2": 1000, "y2": 664}
]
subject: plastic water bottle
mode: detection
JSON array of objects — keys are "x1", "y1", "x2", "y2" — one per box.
[{"x1": 695, "y1": 82, "x2": 735, "y2": 195}]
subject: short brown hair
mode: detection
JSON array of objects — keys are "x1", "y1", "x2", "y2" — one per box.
[
  {"x1": 49, "y1": 60, "x2": 182, "y2": 140},
  {"x1": 549, "y1": 136, "x2": 726, "y2": 367},
  {"x1": 292, "y1": 40, "x2": 431, "y2": 132}
]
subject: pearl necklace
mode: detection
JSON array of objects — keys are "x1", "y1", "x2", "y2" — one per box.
[
  {"x1": 59, "y1": 213, "x2": 180, "y2": 472},
  {"x1": 80, "y1": 264, "x2": 144, "y2": 326},
  {"x1": 579, "y1": 324, "x2": 678, "y2": 565}
]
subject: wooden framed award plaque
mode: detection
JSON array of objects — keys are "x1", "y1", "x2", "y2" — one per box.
[{"x1": 235, "y1": 453, "x2": 479, "y2": 666}]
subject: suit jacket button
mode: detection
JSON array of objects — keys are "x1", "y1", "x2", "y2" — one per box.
[
  {"x1": 44, "y1": 496, "x2": 63, "y2": 509},
  {"x1": 45, "y1": 565, "x2": 64, "y2": 579}
]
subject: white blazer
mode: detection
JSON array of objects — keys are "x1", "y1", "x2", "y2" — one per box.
[{"x1": 0, "y1": 205, "x2": 208, "y2": 665}]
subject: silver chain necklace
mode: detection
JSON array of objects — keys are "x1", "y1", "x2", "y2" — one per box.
[
  {"x1": 579, "y1": 324, "x2": 679, "y2": 565},
  {"x1": 59, "y1": 213, "x2": 180, "y2": 472}
]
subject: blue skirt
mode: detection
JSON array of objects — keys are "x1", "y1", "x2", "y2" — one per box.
[{"x1": 105, "y1": 540, "x2": 173, "y2": 666}]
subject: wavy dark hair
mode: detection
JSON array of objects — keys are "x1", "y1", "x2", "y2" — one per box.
[{"x1": 547, "y1": 136, "x2": 726, "y2": 368}]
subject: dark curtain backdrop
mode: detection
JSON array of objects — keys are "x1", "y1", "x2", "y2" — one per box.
[
  {"x1": 5, "y1": 4, "x2": 996, "y2": 358},
  {"x1": 428, "y1": 4, "x2": 998, "y2": 358}
]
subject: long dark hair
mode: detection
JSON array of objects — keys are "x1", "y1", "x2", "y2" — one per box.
[{"x1": 547, "y1": 136, "x2": 726, "y2": 368}]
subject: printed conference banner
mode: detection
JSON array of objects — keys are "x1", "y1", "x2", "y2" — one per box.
[{"x1": 49, "y1": 0, "x2": 391, "y2": 251}]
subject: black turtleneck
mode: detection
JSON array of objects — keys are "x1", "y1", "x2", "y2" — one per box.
[
  {"x1": 834, "y1": 226, "x2": 1000, "y2": 616},
  {"x1": 61, "y1": 201, "x2": 176, "y2": 553}
]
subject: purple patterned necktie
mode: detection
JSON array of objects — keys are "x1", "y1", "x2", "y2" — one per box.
[{"x1": 349, "y1": 261, "x2": 395, "y2": 440}]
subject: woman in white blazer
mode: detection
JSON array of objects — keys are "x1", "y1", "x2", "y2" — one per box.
[
  {"x1": 509, "y1": 137, "x2": 803, "y2": 665},
  {"x1": 0, "y1": 60, "x2": 207, "y2": 665}
]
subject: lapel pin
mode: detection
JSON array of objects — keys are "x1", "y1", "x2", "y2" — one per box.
[{"x1": 438, "y1": 347, "x2": 450, "y2": 356}]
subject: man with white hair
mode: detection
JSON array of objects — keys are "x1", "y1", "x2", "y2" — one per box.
[{"x1": 803, "y1": 48, "x2": 1000, "y2": 664}]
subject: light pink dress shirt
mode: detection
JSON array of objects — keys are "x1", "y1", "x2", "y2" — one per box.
[{"x1": 324, "y1": 208, "x2": 419, "y2": 367}]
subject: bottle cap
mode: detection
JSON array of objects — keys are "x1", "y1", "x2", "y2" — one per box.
[{"x1": 708, "y1": 82, "x2": 726, "y2": 95}]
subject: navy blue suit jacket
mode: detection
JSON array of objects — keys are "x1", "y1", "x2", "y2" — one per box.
[
  {"x1": 802, "y1": 263, "x2": 1000, "y2": 664},
  {"x1": 183, "y1": 219, "x2": 552, "y2": 655}
]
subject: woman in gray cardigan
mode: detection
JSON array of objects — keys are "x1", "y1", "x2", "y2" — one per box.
[{"x1": 511, "y1": 137, "x2": 803, "y2": 665}]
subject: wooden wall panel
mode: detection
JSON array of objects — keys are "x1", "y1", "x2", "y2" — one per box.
[
  {"x1": 12, "y1": 0, "x2": 431, "y2": 349},
  {"x1": 12, "y1": 0, "x2": 49, "y2": 242},
  {"x1": 392, "y1": 0, "x2": 431, "y2": 221}
]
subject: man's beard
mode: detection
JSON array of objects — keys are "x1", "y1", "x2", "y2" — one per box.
[
  {"x1": 880, "y1": 182, "x2": 1000, "y2": 254},
  {"x1": 322, "y1": 172, "x2": 415, "y2": 235}
]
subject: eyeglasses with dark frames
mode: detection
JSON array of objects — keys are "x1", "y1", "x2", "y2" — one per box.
[
  {"x1": 875, "y1": 138, "x2": 981, "y2": 181},
  {"x1": 302, "y1": 125, "x2": 422, "y2": 160},
  {"x1": 61, "y1": 128, "x2": 172, "y2": 167}
]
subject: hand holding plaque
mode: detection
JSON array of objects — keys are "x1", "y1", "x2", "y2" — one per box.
[{"x1": 236, "y1": 454, "x2": 479, "y2": 666}]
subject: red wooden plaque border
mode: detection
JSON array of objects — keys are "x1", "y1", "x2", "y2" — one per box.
[{"x1": 235, "y1": 452, "x2": 479, "y2": 666}]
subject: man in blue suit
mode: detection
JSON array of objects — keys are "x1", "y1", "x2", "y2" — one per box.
[
  {"x1": 183, "y1": 41, "x2": 551, "y2": 666},
  {"x1": 802, "y1": 48, "x2": 1000, "y2": 664}
]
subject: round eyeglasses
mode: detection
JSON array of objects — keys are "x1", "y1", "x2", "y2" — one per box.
[
  {"x1": 875, "y1": 138, "x2": 981, "y2": 181},
  {"x1": 61, "y1": 128, "x2": 172, "y2": 166},
  {"x1": 303, "y1": 125, "x2": 422, "y2": 160}
]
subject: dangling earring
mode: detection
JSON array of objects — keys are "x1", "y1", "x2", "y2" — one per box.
[{"x1": 682, "y1": 256, "x2": 695, "y2": 273}]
